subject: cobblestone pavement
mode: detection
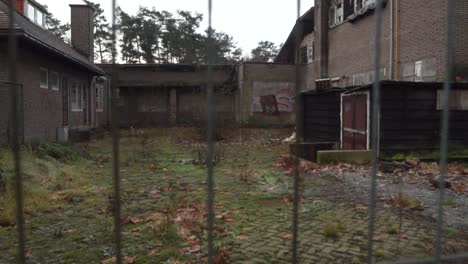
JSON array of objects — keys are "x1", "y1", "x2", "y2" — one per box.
[{"x1": 224, "y1": 172, "x2": 468, "y2": 264}]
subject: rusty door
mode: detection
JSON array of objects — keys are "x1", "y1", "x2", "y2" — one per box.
[{"x1": 342, "y1": 93, "x2": 368, "y2": 150}]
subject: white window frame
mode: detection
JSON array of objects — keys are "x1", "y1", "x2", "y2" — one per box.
[
  {"x1": 415, "y1": 60, "x2": 423, "y2": 82},
  {"x1": 95, "y1": 84, "x2": 104, "y2": 112},
  {"x1": 71, "y1": 80, "x2": 83, "y2": 112},
  {"x1": 50, "y1": 71, "x2": 60, "y2": 91},
  {"x1": 27, "y1": 2, "x2": 45, "y2": 27},
  {"x1": 330, "y1": 0, "x2": 344, "y2": 27},
  {"x1": 40, "y1": 67, "x2": 48, "y2": 89}
]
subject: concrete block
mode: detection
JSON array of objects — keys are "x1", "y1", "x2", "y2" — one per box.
[
  {"x1": 317, "y1": 150, "x2": 372, "y2": 164},
  {"x1": 290, "y1": 142, "x2": 338, "y2": 162}
]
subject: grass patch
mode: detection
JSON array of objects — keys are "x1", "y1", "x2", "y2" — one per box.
[
  {"x1": 320, "y1": 212, "x2": 346, "y2": 239},
  {"x1": 442, "y1": 226, "x2": 458, "y2": 237},
  {"x1": 386, "y1": 224, "x2": 399, "y2": 235}
]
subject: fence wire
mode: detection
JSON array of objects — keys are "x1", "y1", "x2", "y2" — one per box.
[{"x1": 4, "y1": 0, "x2": 468, "y2": 263}]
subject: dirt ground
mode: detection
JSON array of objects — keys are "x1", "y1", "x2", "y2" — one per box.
[{"x1": 0, "y1": 128, "x2": 467, "y2": 263}]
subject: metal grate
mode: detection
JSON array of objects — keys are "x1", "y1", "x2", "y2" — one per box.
[{"x1": 4, "y1": 0, "x2": 468, "y2": 263}]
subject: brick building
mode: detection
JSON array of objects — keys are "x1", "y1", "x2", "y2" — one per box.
[
  {"x1": 0, "y1": 0, "x2": 108, "y2": 144},
  {"x1": 277, "y1": 0, "x2": 468, "y2": 88},
  {"x1": 277, "y1": 0, "x2": 468, "y2": 156}
]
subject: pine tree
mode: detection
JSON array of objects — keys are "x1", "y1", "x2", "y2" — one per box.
[
  {"x1": 84, "y1": 0, "x2": 113, "y2": 63},
  {"x1": 43, "y1": 5, "x2": 70, "y2": 43}
]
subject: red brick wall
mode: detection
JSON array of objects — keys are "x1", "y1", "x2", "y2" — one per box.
[{"x1": 15, "y1": 0, "x2": 24, "y2": 14}]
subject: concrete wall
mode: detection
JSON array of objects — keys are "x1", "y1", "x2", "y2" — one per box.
[
  {"x1": 238, "y1": 63, "x2": 296, "y2": 126},
  {"x1": 99, "y1": 64, "x2": 235, "y2": 88}
]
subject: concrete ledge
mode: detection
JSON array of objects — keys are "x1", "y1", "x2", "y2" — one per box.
[
  {"x1": 317, "y1": 150, "x2": 372, "y2": 165},
  {"x1": 290, "y1": 142, "x2": 338, "y2": 162}
]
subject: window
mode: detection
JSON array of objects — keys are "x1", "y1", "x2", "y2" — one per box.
[
  {"x1": 71, "y1": 80, "x2": 83, "y2": 111},
  {"x1": 40, "y1": 68, "x2": 48, "y2": 89},
  {"x1": 307, "y1": 43, "x2": 314, "y2": 63},
  {"x1": 27, "y1": 3, "x2": 35, "y2": 21},
  {"x1": 95, "y1": 84, "x2": 104, "y2": 112},
  {"x1": 50, "y1": 71, "x2": 60, "y2": 91},
  {"x1": 330, "y1": 0, "x2": 344, "y2": 27},
  {"x1": 37, "y1": 10, "x2": 44, "y2": 27},
  {"x1": 415, "y1": 61, "x2": 423, "y2": 82},
  {"x1": 300, "y1": 46, "x2": 308, "y2": 64},
  {"x1": 355, "y1": 0, "x2": 363, "y2": 12},
  {"x1": 27, "y1": 2, "x2": 45, "y2": 27}
]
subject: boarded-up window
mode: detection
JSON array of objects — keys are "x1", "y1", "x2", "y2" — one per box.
[
  {"x1": 437, "y1": 90, "x2": 468, "y2": 110},
  {"x1": 307, "y1": 43, "x2": 314, "y2": 63}
]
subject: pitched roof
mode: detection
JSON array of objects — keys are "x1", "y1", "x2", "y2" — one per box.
[
  {"x1": 275, "y1": 7, "x2": 315, "y2": 64},
  {"x1": 0, "y1": 1, "x2": 104, "y2": 75}
]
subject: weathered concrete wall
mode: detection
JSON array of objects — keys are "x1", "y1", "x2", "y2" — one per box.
[
  {"x1": 238, "y1": 63, "x2": 296, "y2": 126},
  {"x1": 99, "y1": 64, "x2": 235, "y2": 88},
  {"x1": 102, "y1": 64, "x2": 237, "y2": 128}
]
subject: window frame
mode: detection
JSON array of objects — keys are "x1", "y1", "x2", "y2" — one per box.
[
  {"x1": 50, "y1": 71, "x2": 60, "y2": 91},
  {"x1": 95, "y1": 84, "x2": 104, "y2": 112},
  {"x1": 71, "y1": 80, "x2": 84, "y2": 112},
  {"x1": 40, "y1": 67, "x2": 49, "y2": 89}
]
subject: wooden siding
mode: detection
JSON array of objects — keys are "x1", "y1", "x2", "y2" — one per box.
[
  {"x1": 378, "y1": 82, "x2": 468, "y2": 155},
  {"x1": 303, "y1": 91, "x2": 342, "y2": 143}
]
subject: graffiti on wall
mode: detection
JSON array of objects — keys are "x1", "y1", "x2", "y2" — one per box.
[{"x1": 252, "y1": 82, "x2": 295, "y2": 115}]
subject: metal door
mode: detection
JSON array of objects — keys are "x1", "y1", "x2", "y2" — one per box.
[{"x1": 342, "y1": 93, "x2": 368, "y2": 150}]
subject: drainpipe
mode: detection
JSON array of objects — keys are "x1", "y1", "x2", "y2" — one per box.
[
  {"x1": 389, "y1": 0, "x2": 394, "y2": 80},
  {"x1": 394, "y1": 0, "x2": 399, "y2": 80}
]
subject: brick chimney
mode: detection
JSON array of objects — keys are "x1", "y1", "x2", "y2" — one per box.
[
  {"x1": 70, "y1": 4, "x2": 94, "y2": 62},
  {"x1": 1, "y1": 0, "x2": 26, "y2": 14}
]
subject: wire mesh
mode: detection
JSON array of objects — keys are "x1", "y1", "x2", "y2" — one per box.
[
  {"x1": 7, "y1": 0, "x2": 26, "y2": 263},
  {"x1": 3, "y1": 0, "x2": 468, "y2": 263}
]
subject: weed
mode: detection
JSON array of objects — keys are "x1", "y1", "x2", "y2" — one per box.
[
  {"x1": 443, "y1": 196, "x2": 457, "y2": 208},
  {"x1": 374, "y1": 249, "x2": 386, "y2": 259},
  {"x1": 442, "y1": 226, "x2": 458, "y2": 237},
  {"x1": 387, "y1": 224, "x2": 399, "y2": 235},
  {"x1": 320, "y1": 212, "x2": 346, "y2": 239}
]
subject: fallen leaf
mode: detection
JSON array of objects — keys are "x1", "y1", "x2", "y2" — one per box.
[
  {"x1": 124, "y1": 256, "x2": 136, "y2": 264},
  {"x1": 148, "y1": 249, "x2": 159, "y2": 256},
  {"x1": 63, "y1": 229, "x2": 79, "y2": 234},
  {"x1": 145, "y1": 213, "x2": 163, "y2": 223},
  {"x1": 100, "y1": 257, "x2": 116, "y2": 264},
  {"x1": 235, "y1": 235, "x2": 249, "y2": 241},
  {"x1": 283, "y1": 233, "x2": 293, "y2": 240},
  {"x1": 123, "y1": 216, "x2": 141, "y2": 225}
]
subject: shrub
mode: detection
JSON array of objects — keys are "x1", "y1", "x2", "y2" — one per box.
[{"x1": 33, "y1": 142, "x2": 81, "y2": 162}]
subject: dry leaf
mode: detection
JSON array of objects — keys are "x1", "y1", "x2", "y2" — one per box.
[
  {"x1": 123, "y1": 216, "x2": 141, "y2": 225},
  {"x1": 63, "y1": 229, "x2": 79, "y2": 234},
  {"x1": 235, "y1": 235, "x2": 249, "y2": 241},
  {"x1": 283, "y1": 233, "x2": 293, "y2": 240},
  {"x1": 100, "y1": 257, "x2": 116, "y2": 264},
  {"x1": 148, "y1": 249, "x2": 159, "y2": 256},
  {"x1": 124, "y1": 256, "x2": 136, "y2": 264}
]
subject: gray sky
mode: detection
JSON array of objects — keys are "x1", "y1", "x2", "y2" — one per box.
[{"x1": 40, "y1": 0, "x2": 314, "y2": 54}]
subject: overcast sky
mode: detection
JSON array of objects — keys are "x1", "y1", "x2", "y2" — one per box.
[{"x1": 40, "y1": 0, "x2": 314, "y2": 54}]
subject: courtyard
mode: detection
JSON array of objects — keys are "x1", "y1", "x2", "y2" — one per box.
[{"x1": 0, "y1": 128, "x2": 467, "y2": 263}]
